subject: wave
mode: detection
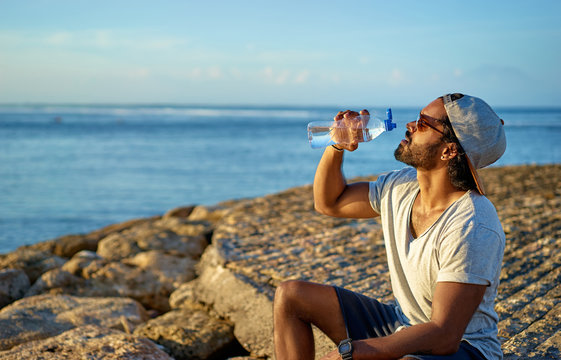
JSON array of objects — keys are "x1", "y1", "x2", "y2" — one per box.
[{"x1": 0, "y1": 104, "x2": 335, "y2": 120}]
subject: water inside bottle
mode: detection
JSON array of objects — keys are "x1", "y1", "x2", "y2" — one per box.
[
  {"x1": 308, "y1": 123, "x2": 383, "y2": 149},
  {"x1": 308, "y1": 125, "x2": 336, "y2": 148}
]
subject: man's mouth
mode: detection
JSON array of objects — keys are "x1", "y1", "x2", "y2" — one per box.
[{"x1": 401, "y1": 131, "x2": 411, "y2": 145}]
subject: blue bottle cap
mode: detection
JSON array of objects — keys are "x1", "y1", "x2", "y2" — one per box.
[{"x1": 384, "y1": 108, "x2": 397, "y2": 131}]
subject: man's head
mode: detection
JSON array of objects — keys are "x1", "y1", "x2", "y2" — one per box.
[{"x1": 395, "y1": 93, "x2": 506, "y2": 195}]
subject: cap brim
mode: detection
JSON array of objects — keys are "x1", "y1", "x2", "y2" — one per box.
[{"x1": 466, "y1": 156, "x2": 485, "y2": 195}]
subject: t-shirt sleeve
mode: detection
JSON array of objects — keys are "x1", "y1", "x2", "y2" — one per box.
[
  {"x1": 368, "y1": 176, "x2": 386, "y2": 215},
  {"x1": 437, "y1": 224, "x2": 504, "y2": 286},
  {"x1": 369, "y1": 167, "x2": 416, "y2": 215}
]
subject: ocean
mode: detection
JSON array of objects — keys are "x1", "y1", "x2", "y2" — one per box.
[{"x1": 1, "y1": 104, "x2": 560, "y2": 254}]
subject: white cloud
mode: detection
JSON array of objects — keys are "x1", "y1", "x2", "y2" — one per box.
[
  {"x1": 126, "y1": 67, "x2": 150, "y2": 79},
  {"x1": 229, "y1": 68, "x2": 242, "y2": 79},
  {"x1": 0, "y1": 29, "x2": 188, "y2": 52},
  {"x1": 92, "y1": 30, "x2": 113, "y2": 48},
  {"x1": 45, "y1": 32, "x2": 73, "y2": 45},
  {"x1": 207, "y1": 67, "x2": 222, "y2": 79},
  {"x1": 190, "y1": 68, "x2": 203, "y2": 78},
  {"x1": 294, "y1": 70, "x2": 310, "y2": 84},
  {"x1": 387, "y1": 68, "x2": 406, "y2": 87},
  {"x1": 260, "y1": 67, "x2": 312, "y2": 85},
  {"x1": 359, "y1": 56, "x2": 370, "y2": 65}
]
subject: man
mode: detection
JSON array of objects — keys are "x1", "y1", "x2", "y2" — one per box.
[{"x1": 273, "y1": 93, "x2": 506, "y2": 360}]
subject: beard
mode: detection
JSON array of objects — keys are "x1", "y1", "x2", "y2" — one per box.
[{"x1": 394, "y1": 137, "x2": 442, "y2": 170}]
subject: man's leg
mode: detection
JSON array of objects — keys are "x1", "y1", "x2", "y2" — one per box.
[{"x1": 273, "y1": 280, "x2": 348, "y2": 360}]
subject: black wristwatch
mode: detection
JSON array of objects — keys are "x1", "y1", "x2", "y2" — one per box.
[{"x1": 338, "y1": 338, "x2": 353, "y2": 360}]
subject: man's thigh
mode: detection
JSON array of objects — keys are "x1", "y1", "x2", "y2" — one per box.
[{"x1": 275, "y1": 280, "x2": 348, "y2": 342}]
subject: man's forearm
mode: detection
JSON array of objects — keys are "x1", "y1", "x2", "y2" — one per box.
[{"x1": 352, "y1": 321, "x2": 461, "y2": 360}]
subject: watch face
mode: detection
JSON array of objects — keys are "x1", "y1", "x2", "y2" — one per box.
[{"x1": 339, "y1": 343, "x2": 351, "y2": 353}]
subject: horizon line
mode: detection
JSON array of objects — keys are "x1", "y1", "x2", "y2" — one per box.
[{"x1": 1, "y1": 102, "x2": 560, "y2": 111}]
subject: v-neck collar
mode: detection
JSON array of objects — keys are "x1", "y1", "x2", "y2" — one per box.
[{"x1": 407, "y1": 188, "x2": 472, "y2": 241}]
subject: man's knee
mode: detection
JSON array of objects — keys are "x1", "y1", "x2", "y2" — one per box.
[
  {"x1": 274, "y1": 280, "x2": 315, "y2": 315},
  {"x1": 275, "y1": 280, "x2": 305, "y2": 305}
]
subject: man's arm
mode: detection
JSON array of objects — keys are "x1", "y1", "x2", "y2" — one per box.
[
  {"x1": 322, "y1": 282, "x2": 487, "y2": 360},
  {"x1": 313, "y1": 110, "x2": 379, "y2": 219}
]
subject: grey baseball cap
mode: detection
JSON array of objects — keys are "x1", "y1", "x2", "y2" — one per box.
[{"x1": 443, "y1": 94, "x2": 506, "y2": 195}]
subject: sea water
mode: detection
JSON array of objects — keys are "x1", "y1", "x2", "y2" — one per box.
[{"x1": 1, "y1": 104, "x2": 560, "y2": 253}]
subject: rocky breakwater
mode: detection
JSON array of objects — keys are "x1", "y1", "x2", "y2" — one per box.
[{"x1": 0, "y1": 164, "x2": 560, "y2": 359}]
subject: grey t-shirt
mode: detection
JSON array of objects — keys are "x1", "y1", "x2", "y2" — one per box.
[{"x1": 369, "y1": 167, "x2": 505, "y2": 360}]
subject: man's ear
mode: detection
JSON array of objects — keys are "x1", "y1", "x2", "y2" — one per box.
[{"x1": 441, "y1": 142, "x2": 459, "y2": 161}]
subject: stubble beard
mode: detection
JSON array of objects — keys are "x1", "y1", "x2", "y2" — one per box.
[{"x1": 394, "y1": 139, "x2": 442, "y2": 170}]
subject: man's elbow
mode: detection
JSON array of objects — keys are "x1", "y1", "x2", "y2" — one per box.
[
  {"x1": 313, "y1": 202, "x2": 338, "y2": 217},
  {"x1": 435, "y1": 340, "x2": 461, "y2": 356},
  {"x1": 432, "y1": 331, "x2": 463, "y2": 356}
]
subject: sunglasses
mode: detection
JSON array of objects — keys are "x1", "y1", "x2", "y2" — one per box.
[{"x1": 416, "y1": 114, "x2": 445, "y2": 136}]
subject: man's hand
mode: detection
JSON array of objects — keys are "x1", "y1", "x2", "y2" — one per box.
[{"x1": 331, "y1": 109, "x2": 370, "y2": 151}]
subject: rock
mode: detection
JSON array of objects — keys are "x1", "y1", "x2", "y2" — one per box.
[
  {"x1": 25, "y1": 268, "x2": 85, "y2": 297},
  {"x1": 124, "y1": 250, "x2": 198, "y2": 289},
  {"x1": 97, "y1": 232, "x2": 143, "y2": 261},
  {"x1": 134, "y1": 307, "x2": 240, "y2": 360},
  {"x1": 0, "y1": 249, "x2": 66, "y2": 283},
  {"x1": 0, "y1": 294, "x2": 148, "y2": 350},
  {"x1": 92, "y1": 261, "x2": 169, "y2": 311},
  {"x1": 8, "y1": 217, "x2": 159, "y2": 260},
  {"x1": 97, "y1": 218, "x2": 208, "y2": 261},
  {"x1": 0, "y1": 324, "x2": 173, "y2": 359},
  {"x1": 0, "y1": 269, "x2": 30, "y2": 308},
  {"x1": 154, "y1": 216, "x2": 212, "y2": 239},
  {"x1": 25, "y1": 249, "x2": 198, "y2": 312},
  {"x1": 191, "y1": 246, "x2": 334, "y2": 358},
  {"x1": 163, "y1": 205, "x2": 196, "y2": 219},
  {"x1": 169, "y1": 281, "x2": 203, "y2": 310},
  {"x1": 61, "y1": 250, "x2": 106, "y2": 277},
  {"x1": 50, "y1": 234, "x2": 99, "y2": 258},
  {"x1": 188, "y1": 199, "x2": 247, "y2": 224}
]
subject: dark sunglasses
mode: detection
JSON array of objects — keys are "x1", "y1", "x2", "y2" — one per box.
[{"x1": 416, "y1": 114, "x2": 445, "y2": 136}]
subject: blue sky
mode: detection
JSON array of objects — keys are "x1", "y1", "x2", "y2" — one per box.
[{"x1": 0, "y1": 1, "x2": 560, "y2": 107}]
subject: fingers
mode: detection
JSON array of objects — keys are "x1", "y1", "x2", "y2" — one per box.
[
  {"x1": 332, "y1": 108, "x2": 369, "y2": 151},
  {"x1": 334, "y1": 110, "x2": 352, "y2": 121},
  {"x1": 343, "y1": 110, "x2": 359, "y2": 120},
  {"x1": 334, "y1": 109, "x2": 369, "y2": 120}
]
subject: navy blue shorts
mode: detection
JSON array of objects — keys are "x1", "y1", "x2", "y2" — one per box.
[{"x1": 334, "y1": 286, "x2": 486, "y2": 360}]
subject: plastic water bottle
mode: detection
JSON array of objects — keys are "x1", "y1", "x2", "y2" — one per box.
[{"x1": 307, "y1": 108, "x2": 396, "y2": 149}]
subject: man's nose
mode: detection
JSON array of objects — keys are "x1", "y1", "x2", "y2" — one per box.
[{"x1": 406, "y1": 120, "x2": 417, "y2": 132}]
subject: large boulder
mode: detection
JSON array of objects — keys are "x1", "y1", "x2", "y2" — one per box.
[
  {"x1": 124, "y1": 250, "x2": 198, "y2": 288},
  {"x1": 25, "y1": 268, "x2": 87, "y2": 297},
  {"x1": 97, "y1": 217, "x2": 210, "y2": 261},
  {"x1": 0, "y1": 294, "x2": 148, "y2": 350},
  {"x1": 89, "y1": 251, "x2": 196, "y2": 312},
  {"x1": 60, "y1": 250, "x2": 107, "y2": 278},
  {"x1": 175, "y1": 246, "x2": 334, "y2": 358},
  {"x1": 0, "y1": 324, "x2": 173, "y2": 359},
  {"x1": 27, "y1": 222, "x2": 203, "y2": 312},
  {"x1": 134, "y1": 306, "x2": 242, "y2": 360},
  {"x1": 0, "y1": 248, "x2": 66, "y2": 283},
  {"x1": 0, "y1": 269, "x2": 30, "y2": 308}
]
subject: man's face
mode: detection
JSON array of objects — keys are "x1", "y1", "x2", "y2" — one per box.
[
  {"x1": 394, "y1": 134, "x2": 443, "y2": 170},
  {"x1": 394, "y1": 98, "x2": 447, "y2": 170}
]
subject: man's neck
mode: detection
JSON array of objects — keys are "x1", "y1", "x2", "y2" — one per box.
[{"x1": 415, "y1": 166, "x2": 466, "y2": 212}]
